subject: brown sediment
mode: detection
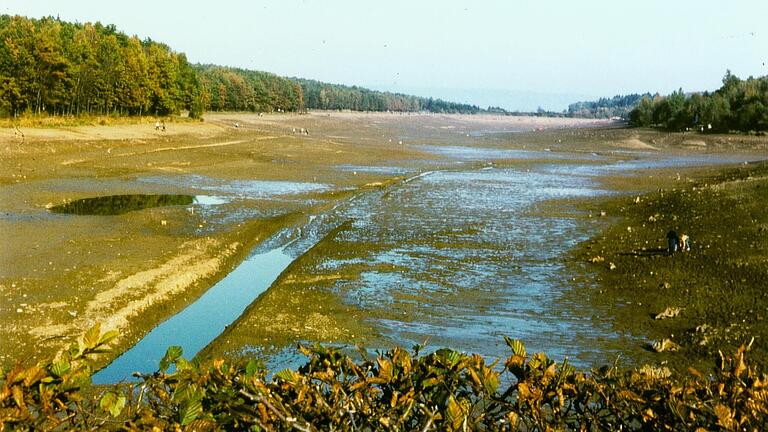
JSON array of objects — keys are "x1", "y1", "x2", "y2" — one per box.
[{"x1": 1, "y1": 112, "x2": 766, "y2": 371}]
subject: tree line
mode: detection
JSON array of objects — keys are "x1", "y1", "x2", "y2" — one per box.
[
  {"x1": 630, "y1": 71, "x2": 768, "y2": 132},
  {"x1": 296, "y1": 78, "x2": 481, "y2": 113},
  {"x1": 196, "y1": 65, "x2": 303, "y2": 113},
  {"x1": 0, "y1": 15, "x2": 482, "y2": 119},
  {"x1": 0, "y1": 15, "x2": 204, "y2": 118},
  {"x1": 568, "y1": 93, "x2": 654, "y2": 119}
]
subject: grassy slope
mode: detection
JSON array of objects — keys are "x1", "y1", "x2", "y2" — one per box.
[{"x1": 574, "y1": 160, "x2": 768, "y2": 370}]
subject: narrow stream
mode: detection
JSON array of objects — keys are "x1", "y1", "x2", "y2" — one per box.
[{"x1": 93, "y1": 244, "x2": 295, "y2": 383}]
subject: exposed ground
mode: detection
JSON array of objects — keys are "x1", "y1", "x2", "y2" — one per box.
[
  {"x1": 571, "y1": 160, "x2": 768, "y2": 371},
  {"x1": 0, "y1": 113, "x2": 605, "y2": 368},
  {"x1": 0, "y1": 112, "x2": 765, "y2": 373}
]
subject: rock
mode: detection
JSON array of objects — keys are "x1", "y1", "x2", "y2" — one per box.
[
  {"x1": 651, "y1": 338, "x2": 680, "y2": 353},
  {"x1": 599, "y1": 211, "x2": 607, "y2": 217},
  {"x1": 654, "y1": 307, "x2": 682, "y2": 320}
]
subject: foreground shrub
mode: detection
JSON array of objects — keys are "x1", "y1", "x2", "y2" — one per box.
[{"x1": 1, "y1": 326, "x2": 767, "y2": 430}]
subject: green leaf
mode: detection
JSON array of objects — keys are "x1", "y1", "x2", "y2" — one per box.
[
  {"x1": 50, "y1": 360, "x2": 71, "y2": 378},
  {"x1": 99, "y1": 329, "x2": 119, "y2": 346},
  {"x1": 159, "y1": 346, "x2": 183, "y2": 372},
  {"x1": 100, "y1": 391, "x2": 126, "y2": 417},
  {"x1": 175, "y1": 357, "x2": 192, "y2": 372},
  {"x1": 274, "y1": 369, "x2": 295, "y2": 383},
  {"x1": 82, "y1": 323, "x2": 102, "y2": 350},
  {"x1": 245, "y1": 360, "x2": 261, "y2": 377},
  {"x1": 504, "y1": 337, "x2": 526, "y2": 358},
  {"x1": 180, "y1": 398, "x2": 203, "y2": 426},
  {"x1": 435, "y1": 348, "x2": 461, "y2": 368}
]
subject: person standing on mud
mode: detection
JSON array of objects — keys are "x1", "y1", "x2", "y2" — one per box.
[{"x1": 667, "y1": 230, "x2": 679, "y2": 255}]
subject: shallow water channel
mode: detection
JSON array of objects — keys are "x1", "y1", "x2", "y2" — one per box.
[
  {"x1": 95, "y1": 148, "x2": 757, "y2": 382},
  {"x1": 93, "y1": 245, "x2": 294, "y2": 384}
]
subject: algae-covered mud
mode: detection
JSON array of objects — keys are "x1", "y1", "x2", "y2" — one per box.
[{"x1": 1, "y1": 113, "x2": 765, "y2": 377}]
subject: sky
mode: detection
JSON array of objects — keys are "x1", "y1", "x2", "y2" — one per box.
[{"x1": 3, "y1": 0, "x2": 767, "y2": 111}]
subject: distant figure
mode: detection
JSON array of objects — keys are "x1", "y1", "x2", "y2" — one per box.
[
  {"x1": 161, "y1": 121, "x2": 166, "y2": 132},
  {"x1": 234, "y1": 122, "x2": 240, "y2": 128},
  {"x1": 155, "y1": 121, "x2": 160, "y2": 130},
  {"x1": 667, "y1": 230, "x2": 679, "y2": 255},
  {"x1": 304, "y1": 128, "x2": 309, "y2": 135},
  {"x1": 680, "y1": 234, "x2": 691, "y2": 252}
]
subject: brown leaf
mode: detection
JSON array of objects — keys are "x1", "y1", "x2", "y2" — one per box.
[
  {"x1": 22, "y1": 366, "x2": 46, "y2": 388},
  {"x1": 446, "y1": 395, "x2": 465, "y2": 431},
  {"x1": 507, "y1": 411, "x2": 519, "y2": 428},
  {"x1": 714, "y1": 404, "x2": 735, "y2": 429},
  {"x1": 11, "y1": 386, "x2": 25, "y2": 410},
  {"x1": 617, "y1": 390, "x2": 646, "y2": 403}
]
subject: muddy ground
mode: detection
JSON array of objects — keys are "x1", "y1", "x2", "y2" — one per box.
[
  {"x1": 0, "y1": 113, "x2": 604, "y2": 369},
  {"x1": 1, "y1": 112, "x2": 765, "y2": 372},
  {"x1": 571, "y1": 160, "x2": 768, "y2": 371}
]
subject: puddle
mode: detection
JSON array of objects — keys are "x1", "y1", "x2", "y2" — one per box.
[
  {"x1": 542, "y1": 154, "x2": 762, "y2": 178},
  {"x1": 193, "y1": 195, "x2": 229, "y2": 205},
  {"x1": 416, "y1": 145, "x2": 606, "y2": 162},
  {"x1": 335, "y1": 164, "x2": 414, "y2": 175},
  {"x1": 139, "y1": 175, "x2": 331, "y2": 199},
  {"x1": 93, "y1": 244, "x2": 296, "y2": 383},
  {"x1": 47, "y1": 194, "x2": 230, "y2": 216},
  {"x1": 49, "y1": 194, "x2": 195, "y2": 215}
]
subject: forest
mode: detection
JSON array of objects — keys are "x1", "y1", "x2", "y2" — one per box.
[
  {"x1": 0, "y1": 15, "x2": 204, "y2": 118},
  {"x1": 0, "y1": 15, "x2": 481, "y2": 118},
  {"x1": 195, "y1": 65, "x2": 303, "y2": 113},
  {"x1": 567, "y1": 93, "x2": 654, "y2": 119},
  {"x1": 296, "y1": 78, "x2": 481, "y2": 113},
  {"x1": 629, "y1": 71, "x2": 768, "y2": 132}
]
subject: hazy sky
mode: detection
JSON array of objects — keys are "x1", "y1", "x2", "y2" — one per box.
[{"x1": 3, "y1": 1, "x2": 767, "y2": 110}]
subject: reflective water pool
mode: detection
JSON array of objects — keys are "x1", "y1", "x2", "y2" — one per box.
[{"x1": 49, "y1": 194, "x2": 195, "y2": 215}]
